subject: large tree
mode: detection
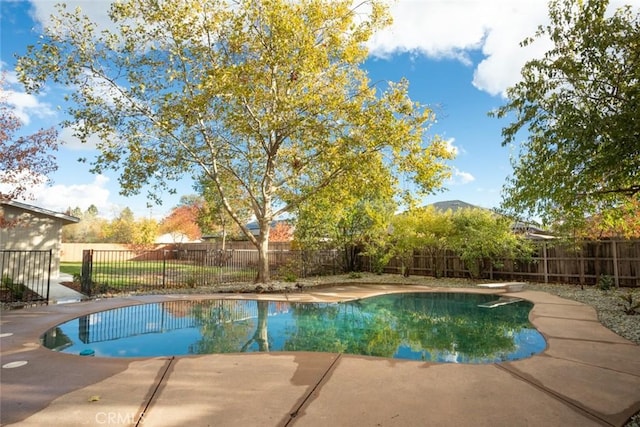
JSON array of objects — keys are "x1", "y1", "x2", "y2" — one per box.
[
  {"x1": 62, "y1": 204, "x2": 108, "y2": 242},
  {"x1": 160, "y1": 202, "x2": 202, "y2": 243},
  {"x1": 295, "y1": 187, "x2": 397, "y2": 273},
  {"x1": 492, "y1": 0, "x2": 640, "y2": 229},
  {"x1": 17, "y1": 0, "x2": 452, "y2": 282},
  {"x1": 0, "y1": 78, "x2": 58, "y2": 204}
]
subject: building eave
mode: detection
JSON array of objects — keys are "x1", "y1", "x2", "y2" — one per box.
[{"x1": 1, "y1": 200, "x2": 80, "y2": 224}]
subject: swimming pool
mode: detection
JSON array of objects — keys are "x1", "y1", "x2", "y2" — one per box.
[{"x1": 41, "y1": 292, "x2": 546, "y2": 363}]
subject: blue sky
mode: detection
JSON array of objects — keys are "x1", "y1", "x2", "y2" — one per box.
[{"x1": 2, "y1": 0, "x2": 633, "y2": 220}]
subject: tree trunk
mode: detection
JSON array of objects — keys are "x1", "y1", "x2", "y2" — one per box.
[
  {"x1": 254, "y1": 301, "x2": 269, "y2": 352},
  {"x1": 255, "y1": 220, "x2": 271, "y2": 283}
]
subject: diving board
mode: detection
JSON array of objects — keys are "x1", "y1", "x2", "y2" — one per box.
[
  {"x1": 477, "y1": 282, "x2": 526, "y2": 292},
  {"x1": 478, "y1": 296, "x2": 524, "y2": 308}
]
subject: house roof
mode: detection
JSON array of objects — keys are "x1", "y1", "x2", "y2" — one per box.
[
  {"x1": 1, "y1": 200, "x2": 80, "y2": 224},
  {"x1": 424, "y1": 200, "x2": 554, "y2": 239},
  {"x1": 426, "y1": 200, "x2": 486, "y2": 212},
  {"x1": 245, "y1": 219, "x2": 291, "y2": 234}
]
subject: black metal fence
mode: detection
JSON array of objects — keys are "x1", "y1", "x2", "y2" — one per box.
[
  {"x1": 41, "y1": 300, "x2": 291, "y2": 347},
  {"x1": 0, "y1": 250, "x2": 52, "y2": 305},
  {"x1": 80, "y1": 248, "x2": 341, "y2": 295}
]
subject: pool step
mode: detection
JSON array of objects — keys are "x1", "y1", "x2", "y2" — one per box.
[{"x1": 478, "y1": 297, "x2": 524, "y2": 309}]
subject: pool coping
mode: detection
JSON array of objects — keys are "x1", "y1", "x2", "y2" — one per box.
[{"x1": 1, "y1": 284, "x2": 639, "y2": 426}]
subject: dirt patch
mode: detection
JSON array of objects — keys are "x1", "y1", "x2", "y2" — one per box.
[
  {"x1": 58, "y1": 281, "x2": 82, "y2": 293},
  {"x1": 0, "y1": 287, "x2": 46, "y2": 305}
]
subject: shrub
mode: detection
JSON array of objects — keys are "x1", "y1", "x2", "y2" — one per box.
[
  {"x1": 618, "y1": 291, "x2": 640, "y2": 315},
  {"x1": 597, "y1": 274, "x2": 613, "y2": 291},
  {"x1": 276, "y1": 259, "x2": 301, "y2": 282},
  {"x1": 2, "y1": 275, "x2": 27, "y2": 300}
]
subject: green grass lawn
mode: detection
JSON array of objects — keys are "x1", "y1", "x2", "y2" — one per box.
[
  {"x1": 60, "y1": 262, "x2": 81, "y2": 276},
  {"x1": 60, "y1": 261, "x2": 255, "y2": 291}
]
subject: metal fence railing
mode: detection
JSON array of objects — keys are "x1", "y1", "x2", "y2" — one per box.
[
  {"x1": 0, "y1": 250, "x2": 52, "y2": 305},
  {"x1": 80, "y1": 248, "x2": 341, "y2": 296}
]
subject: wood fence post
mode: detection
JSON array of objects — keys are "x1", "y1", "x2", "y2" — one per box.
[
  {"x1": 542, "y1": 242, "x2": 548, "y2": 284},
  {"x1": 612, "y1": 240, "x2": 620, "y2": 288}
]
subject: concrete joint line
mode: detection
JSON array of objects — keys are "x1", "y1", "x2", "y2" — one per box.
[
  {"x1": 495, "y1": 363, "x2": 615, "y2": 427},
  {"x1": 545, "y1": 335, "x2": 638, "y2": 347},
  {"x1": 135, "y1": 356, "x2": 175, "y2": 427},
  {"x1": 543, "y1": 352, "x2": 640, "y2": 378},
  {"x1": 283, "y1": 353, "x2": 343, "y2": 426}
]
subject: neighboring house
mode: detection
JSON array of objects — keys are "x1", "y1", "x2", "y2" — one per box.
[
  {"x1": 245, "y1": 219, "x2": 294, "y2": 241},
  {"x1": 511, "y1": 221, "x2": 555, "y2": 240},
  {"x1": 0, "y1": 200, "x2": 80, "y2": 279},
  {"x1": 425, "y1": 199, "x2": 554, "y2": 240}
]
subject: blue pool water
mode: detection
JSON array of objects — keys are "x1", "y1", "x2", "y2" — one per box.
[{"x1": 41, "y1": 292, "x2": 546, "y2": 363}]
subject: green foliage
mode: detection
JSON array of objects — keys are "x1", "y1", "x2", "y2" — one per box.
[
  {"x1": 102, "y1": 208, "x2": 136, "y2": 243},
  {"x1": 382, "y1": 207, "x2": 533, "y2": 279},
  {"x1": 448, "y1": 209, "x2": 533, "y2": 278},
  {"x1": 62, "y1": 205, "x2": 109, "y2": 243},
  {"x1": 296, "y1": 189, "x2": 397, "y2": 273},
  {"x1": 597, "y1": 274, "x2": 613, "y2": 291},
  {"x1": 17, "y1": 0, "x2": 452, "y2": 282},
  {"x1": 276, "y1": 259, "x2": 300, "y2": 282},
  {"x1": 281, "y1": 294, "x2": 532, "y2": 360},
  {"x1": 386, "y1": 206, "x2": 455, "y2": 277},
  {"x1": 1, "y1": 274, "x2": 11, "y2": 287},
  {"x1": 618, "y1": 291, "x2": 640, "y2": 315},
  {"x1": 492, "y1": 0, "x2": 640, "y2": 230},
  {"x1": 134, "y1": 217, "x2": 160, "y2": 245},
  {"x1": 184, "y1": 274, "x2": 199, "y2": 289},
  {"x1": 196, "y1": 177, "x2": 248, "y2": 247},
  {"x1": 97, "y1": 207, "x2": 160, "y2": 244},
  {"x1": 1, "y1": 275, "x2": 26, "y2": 300}
]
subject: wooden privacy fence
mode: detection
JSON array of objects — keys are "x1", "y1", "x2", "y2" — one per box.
[{"x1": 377, "y1": 240, "x2": 639, "y2": 287}]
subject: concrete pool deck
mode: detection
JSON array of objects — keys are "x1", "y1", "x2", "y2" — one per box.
[{"x1": 1, "y1": 284, "x2": 639, "y2": 426}]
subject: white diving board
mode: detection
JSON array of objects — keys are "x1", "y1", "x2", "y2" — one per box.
[
  {"x1": 477, "y1": 282, "x2": 526, "y2": 292},
  {"x1": 478, "y1": 297, "x2": 524, "y2": 309}
]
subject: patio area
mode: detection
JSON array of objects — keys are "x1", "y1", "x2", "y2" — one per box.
[{"x1": 1, "y1": 284, "x2": 639, "y2": 426}]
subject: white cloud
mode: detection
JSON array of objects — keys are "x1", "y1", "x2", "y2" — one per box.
[
  {"x1": 58, "y1": 125, "x2": 102, "y2": 150},
  {"x1": 27, "y1": 0, "x2": 638, "y2": 101},
  {"x1": 28, "y1": 0, "x2": 548, "y2": 97},
  {"x1": 369, "y1": 0, "x2": 491, "y2": 63},
  {"x1": 1, "y1": 64, "x2": 57, "y2": 126},
  {"x1": 30, "y1": 1, "x2": 115, "y2": 35},
  {"x1": 443, "y1": 137, "x2": 466, "y2": 157},
  {"x1": 443, "y1": 138, "x2": 458, "y2": 156},
  {"x1": 368, "y1": 0, "x2": 636, "y2": 97},
  {"x1": 26, "y1": 174, "x2": 114, "y2": 214},
  {"x1": 3, "y1": 89, "x2": 56, "y2": 125},
  {"x1": 368, "y1": 0, "x2": 552, "y2": 96},
  {"x1": 471, "y1": 6, "x2": 553, "y2": 96},
  {"x1": 448, "y1": 167, "x2": 475, "y2": 185}
]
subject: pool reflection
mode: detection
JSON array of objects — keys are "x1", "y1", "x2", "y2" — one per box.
[{"x1": 42, "y1": 293, "x2": 546, "y2": 363}]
